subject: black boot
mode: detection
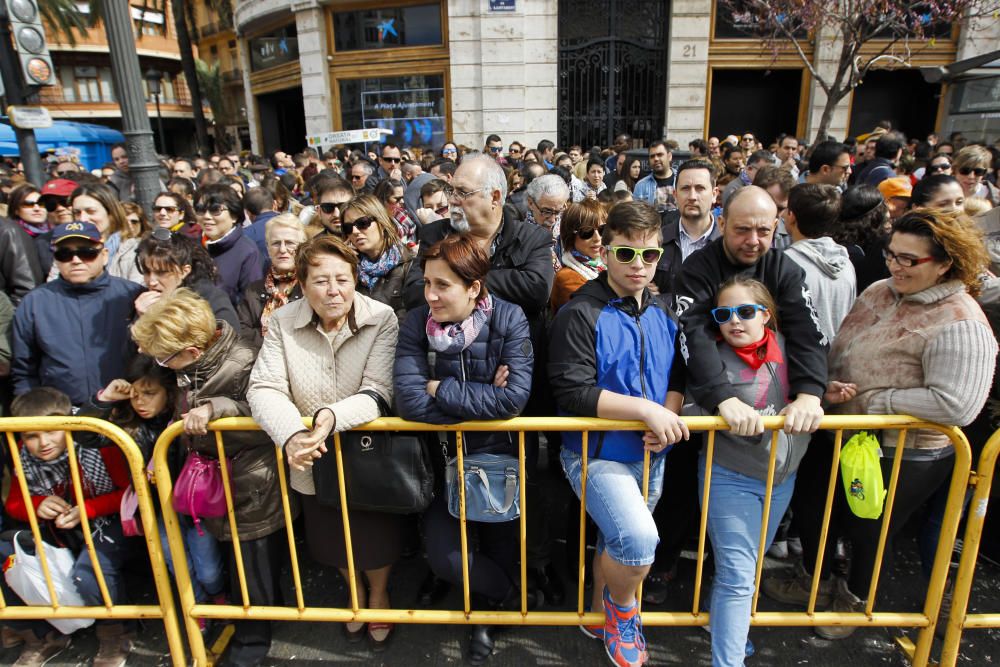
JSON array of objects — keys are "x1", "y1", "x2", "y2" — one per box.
[{"x1": 466, "y1": 625, "x2": 495, "y2": 665}]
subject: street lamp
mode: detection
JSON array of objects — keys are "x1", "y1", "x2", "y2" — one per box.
[{"x1": 144, "y1": 67, "x2": 165, "y2": 154}]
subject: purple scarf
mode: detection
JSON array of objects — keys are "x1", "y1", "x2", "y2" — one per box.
[{"x1": 426, "y1": 295, "x2": 493, "y2": 354}]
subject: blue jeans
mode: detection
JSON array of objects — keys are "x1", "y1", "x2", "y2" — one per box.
[
  {"x1": 560, "y1": 449, "x2": 664, "y2": 567},
  {"x1": 158, "y1": 514, "x2": 225, "y2": 603},
  {"x1": 699, "y1": 458, "x2": 795, "y2": 667}
]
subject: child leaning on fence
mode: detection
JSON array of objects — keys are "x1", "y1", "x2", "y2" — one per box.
[{"x1": 0, "y1": 387, "x2": 134, "y2": 667}]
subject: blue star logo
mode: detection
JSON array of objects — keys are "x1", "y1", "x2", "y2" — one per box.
[{"x1": 378, "y1": 19, "x2": 397, "y2": 41}]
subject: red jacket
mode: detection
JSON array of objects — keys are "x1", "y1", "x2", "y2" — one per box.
[{"x1": 5, "y1": 445, "x2": 131, "y2": 522}]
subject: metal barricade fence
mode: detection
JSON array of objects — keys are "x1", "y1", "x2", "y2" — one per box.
[
  {"x1": 0, "y1": 416, "x2": 186, "y2": 666},
  {"x1": 152, "y1": 415, "x2": 971, "y2": 667},
  {"x1": 939, "y1": 426, "x2": 1000, "y2": 667}
]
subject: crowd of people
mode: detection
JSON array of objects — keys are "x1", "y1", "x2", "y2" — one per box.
[{"x1": 0, "y1": 123, "x2": 997, "y2": 667}]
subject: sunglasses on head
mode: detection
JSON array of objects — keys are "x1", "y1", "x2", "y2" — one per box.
[
  {"x1": 606, "y1": 245, "x2": 663, "y2": 265},
  {"x1": 42, "y1": 197, "x2": 70, "y2": 212},
  {"x1": 959, "y1": 167, "x2": 987, "y2": 177},
  {"x1": 53, "y1": 245, "x2": 102, "y2": 263},
  {"x1": 711, "y1": 303, "x2": 767, "y2": 325},
  {"x1": 342, "y1": 216, "x2": 375, "y2": 235},
  {"x1": 194, "y1": 203, "x2": 226, "y2": 216},
  {"x1": 319, "y1": 202, "x2": 349, "y2": 215},
  {"x1": 576, "y1": 225, "x2": 605, "y2": 240}
]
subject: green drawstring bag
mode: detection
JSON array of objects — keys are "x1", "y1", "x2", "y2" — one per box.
[{"x1": 840, "y1": 431, "x2": 887, "y2": 519}]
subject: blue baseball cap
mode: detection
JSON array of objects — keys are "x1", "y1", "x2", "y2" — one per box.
[{"x1": 51, "y1": 221, "x2": 102, "y2": 245}]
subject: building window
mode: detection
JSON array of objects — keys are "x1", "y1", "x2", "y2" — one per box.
[
  {"x1": 132, "y1": 6, "x2": 167, "y2": 37},
  {"x1": 338, "y1": 74, "x2": 445, "y2": 148},
  {"x1": 58, "y1": 65, "x2": 117, "y2": 103},
  {"x1": 333, "y1": 4, "x2": 442, "y2": 52},
  {"x1": 249, "y1": 24, "x2": 299, "y2": 72}
]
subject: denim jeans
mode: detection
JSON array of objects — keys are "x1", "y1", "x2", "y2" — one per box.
[
  {"x1": 699, "y1": 457, "x2": 795, "y2": 667},
  {"x1": 158, "y1": 514, "x2": 225, "y2": 603},
  {"x1": 560, "y1": 448, "x2": 664, "y2": 567}
]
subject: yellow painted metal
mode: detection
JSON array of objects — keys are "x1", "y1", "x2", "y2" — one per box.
[
  {"x1": 217, "y1": 432, "x2": 250, "y2": 609},
  {"x1": 64, "y1": 432, "x2": 114, "y2": 608},
  {"x1": 807, "y1": 429, "x2": 843, "y2": 616},
  {"x1": 693, "y1": 429, "x2": 715, "y2": 618},
  {"x1": 750, "y1": 430, "x2": 780, "y2": 617},
  {"x1": 456, "y1": 431, "x2": 471, "y2": 616},
  {"x1": 518, "y1": 431, "x2": 527, "y2": 615},
  {"x1": 332, "y1": 432, "x2": 359, "y2": 613},
  {"x1": 1, "y1": 416, "x2": 186, "y2": 667},
  {"x1": 576, "y1": 431, "x2": 589, "y2": 617},
  {"x1": 939, "y1": 427, "x2": 1000, "y2": 667}
]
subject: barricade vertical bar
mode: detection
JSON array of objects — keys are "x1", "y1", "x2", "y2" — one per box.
[
  {"x1": 518, "y1": 431, "x2": 527, "y2": 615},
  {"x1": 751, "y1": 430, "x2": 781, "y2": 615},
  {"x1": 4, "y1": 431, "x2": 61, "y2": 608},
  {"x1": 333, "y1": 432, "x2": 359, "y2": 614},
  {"x1": 912, "y1": 426, "x2": 974, "y2": 667},
  {"x1": 808, "y1": 428, "x2": 843, "y2": 615},
  {"x1": 216, "y1": 432, "x2": 249, "y2": 609},
  {"x1": 274, "y1": 448, "x2": 306, "y2": 611},
  {"x1": 636, "y1": 448, "x2": 650, "y2": 613},
  {"x1": 693, "y1": 429, "x2": 716, "y2": 616},
  {"x1": 940, "y1": 428, "x2": 999, "y2": 667},
  {"x1": 865, "y1": 429, "x2": 908, "y2": 614},
  {"x1": 577, "y1": 431, "x2": 589, "y2": 617},
  {"x1": 456, "y1": 431, "x2": 471, "y2": 615},
  {"x1": 63, "y1": 432, "x2": 114, "y2": 608}
]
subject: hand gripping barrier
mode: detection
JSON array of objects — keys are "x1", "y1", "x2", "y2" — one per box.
[
  {"x1": 152, "y1": 415, "x2": 971, "y2": 667},
  {"x1": 938, "y1": 426, "x2": 1000, "y2": 667},
  {"x1": 0, "y1": 416, "x2": 186, "y2": 665}
]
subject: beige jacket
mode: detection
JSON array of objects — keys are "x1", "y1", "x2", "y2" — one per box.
[{"x1": 247, "y1": 293, "x2": 398, "y2": 494}]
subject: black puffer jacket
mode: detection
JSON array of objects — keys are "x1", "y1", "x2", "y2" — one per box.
[
  {"x1": 236, "y1": 279, "x2": 304, "y2": 351},
  {"x1": 0, "y1": 218, "x2": 42, "y2": 304},
  {"x1": 356, "y1": 246, "x2": 414, "y2": 326}
]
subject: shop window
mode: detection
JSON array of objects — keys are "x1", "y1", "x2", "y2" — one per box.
[
  {"x1": 338, "y1": 74, "x2": 445, "y2": 148},
  {"x1": 249, "y1": 24, "x2": 299, "y2": 71},
  {"x1": 333, "y1": 4, "x2": 442, "y2": 51}
]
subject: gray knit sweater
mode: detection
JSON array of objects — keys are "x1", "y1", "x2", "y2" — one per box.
[{"x1": 829, "y1": 279, "x2": 997, "y2": 459}]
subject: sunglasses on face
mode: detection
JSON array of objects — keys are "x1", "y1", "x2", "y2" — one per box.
[
  {"x1": 442, "y1": 149, "x2": 457, "y2": 155},
  {"x1": 489, "y1": 146, "x2": 503, "y2": 153},
  {"x1": 382, "y1": 157, "x2": 401, "y2": 164},
  {"x1": 711, "y1": 303, "x2": 767, "y2": 325},
  {"x1": 606, "y1": 245, "x2": 663, "y2": 265},
  {"x1": 53, "y1": 245, "x2": 102, "y2": 263},
  {"x1": 927, "y1": 163, "x2": 951, "y2": 173},
  {"x1": 509, "y1": 148, "x2": 521, "y2": 155},
  {"x1": 959, "y1": 167, "x2": 986, "y2": 177},
  {"x1": 319, "y1": 202, "x2": 350, "y2": 215},
  {"x1": 342, "y1": 216, "x2": 375, "y2": 235},
  {"x1": 155, "y1": 204, "x2": 179, "y2": 213},
  {"x1": 20, "y1": 199, "x2": 43, "y2": 208},
  {"x1": 42, "y1": 197, "x2": 70, "y2": 212},
  {"x1": 194, "y1": 203, "x2": 226, "y2": 216},
  {"x1": 576, "y1": 225, "x2": 605, "y2": 240}
]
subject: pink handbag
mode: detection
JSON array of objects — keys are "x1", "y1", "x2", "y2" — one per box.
[
  {"x1": 173, "y1": 451, "x2": 229, "y2": 535},
  {"x1": 120, "y1": 485, "x2": 142, "y2": 537}
]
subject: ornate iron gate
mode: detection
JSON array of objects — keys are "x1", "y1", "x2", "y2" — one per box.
[{"x1": 558, "y1": 0, "x2": 668, "y2": 149}]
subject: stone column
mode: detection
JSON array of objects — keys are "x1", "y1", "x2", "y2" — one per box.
[
  {"x1": 665, "y1": 0, "x2": 711, "y2": 141},
  {"x1": 293, "y1": 1, "x2": 334, "y2": 139},
  {"x1": 237, "y1": 35, "x2": 261, "y2": 154}
]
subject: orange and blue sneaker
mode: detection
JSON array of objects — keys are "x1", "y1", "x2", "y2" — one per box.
[{"x1": 602, "y1": 587, "x2": 648, "y2": 666}]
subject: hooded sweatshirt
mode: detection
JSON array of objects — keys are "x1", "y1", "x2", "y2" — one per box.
[{"x1": 784, "y1": 237, "x2": 856, "y2": 342}]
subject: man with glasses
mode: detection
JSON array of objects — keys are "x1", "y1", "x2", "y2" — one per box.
[
  {"x1": 484, "y1": 134, "x2": 506, "y2": 165},
  {"x1": 351, "y1": 159, "x2": 377, "y2": 194},
  {"x1": 376, "y1": 143, "x2": 404, "y2": 184},
  {"x1": 548, "y1": 201, "x2": 688, "y2": 667},
  {"x1": 507, "y1": 142, "x2": 525, "y2": 168},
  {"x1": 720, "y1": 149, "x2": 772, "y2": 207},
  {"x1": 313, "y1": 178, "x2": 355, "y2": 237},
  {"x1": 805, "y1": 141, "x2": 853, "y2": 189},
  {"x1": 524, "y1": 174, "x2": 570, "y2": 269},
  {"x1": 12, "y1": 222, "x2": 142, "y2": 407}
]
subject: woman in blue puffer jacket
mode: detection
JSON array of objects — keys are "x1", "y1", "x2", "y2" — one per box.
[{"x1": 394, "y1": 234, "x2": 533, "y2": 665}]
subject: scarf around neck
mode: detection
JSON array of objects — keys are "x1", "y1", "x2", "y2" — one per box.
[
  {"x1": 561, "y1": 248, "x2": 605, "y2": 280},
  {"x1": 261, "y1": 269, "x2": 298, "y2": 336},
  {"x1": 729, "y1": 327, "x2": 784, "y2": 371},
  {"x1": 20, "y1": 446, "x2": 115, "y2": 499},
  {"x1": 16, "y1": 218, "x2": 48, "y2": 237},
  {"x1": 358, "y1": 244, "x2": 402, "y2": 291},
  {"x1": 426, "y1": 295, "x2": 493, "y2": 355}
]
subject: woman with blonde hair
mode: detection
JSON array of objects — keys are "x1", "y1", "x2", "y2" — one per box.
[
  {"x1": 341, "y1": 194, "x2": 414, "y2": 323},
  {"x1": 237, "y1": 213, "x2": 308, "y2": 349},
  {"x1": 953, "y1": 145, "x2": 999, "y2": 206},
  {"x1": 108, "y1": 202, "x2": 151, "y2": 284}
]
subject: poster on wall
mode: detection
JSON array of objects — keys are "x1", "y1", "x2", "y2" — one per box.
[
  {"x1": 489, "y1": 0, "x2": 517, "y2": 11},
  {"x1": 361, "y1": 87, "x2": 446, "y2": 149}
]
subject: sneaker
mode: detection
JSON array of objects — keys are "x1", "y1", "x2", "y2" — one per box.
[
  {"x1": 13, "y1": 631, "x2": 70, "y2": 667},
  {"x1": 93, "y1": 625, "x2": 133, "y2": 667},
  {"x1": 767, "y1": 540, "x2": 789, "y2": 559},
  {"x1": 602, "y1": 587, "x2": 648, "y2": 667},
  {"x1": 815, "y1": 578, "x2": 865, "y2": 640},
  {"x1": 580, "y1": 623, "x2": 606, "y2": 641},
  {"x1": 761, "y1": 563, "x2": 833, "y2": 607}
]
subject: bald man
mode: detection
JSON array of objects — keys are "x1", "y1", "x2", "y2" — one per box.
[{"x1": 673, "y1": 185, "x2": 828, "y2": 436}]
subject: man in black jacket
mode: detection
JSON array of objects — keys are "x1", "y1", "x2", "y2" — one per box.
[{"x1": 674, "y1": 185, "x2": 827, "y2": 435}]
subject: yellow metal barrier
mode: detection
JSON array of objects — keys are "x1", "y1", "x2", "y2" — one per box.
[
  {"x1": 152, "y1": 415, "x2": 970, "y2": 667},
  {"x1": 0, "y1": 416, "x2": 186, "y2": 666},
  {"x1": 939, "y1": 427, "x2": 1000, "y2": 667}
]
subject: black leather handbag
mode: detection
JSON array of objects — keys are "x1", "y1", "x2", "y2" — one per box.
[{"x1": 313, "y1": 430, "x2": 434, "y2": 514}]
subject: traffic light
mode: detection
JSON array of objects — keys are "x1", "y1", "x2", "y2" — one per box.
[{"x1": 5, "y1": 0, "x2": 55, "y2": 86}]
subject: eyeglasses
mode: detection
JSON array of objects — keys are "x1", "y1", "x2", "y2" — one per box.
[
  {"x1": 42, "y1": 197, "x2": 70, "y2": 212},
  {"x1": 530, "y1": 199, "x2": 566, "y2": 218},
  {"x1": 382, "y1": 157, "x2": 401, "y2": 164},
  {"x1": 193, "y1": 203, "x2": 226, "y2": 216},
  {"x1": 958, "y1": 167, "x2": 986, "y2": 177},
  {"x1": 269, "y1": 239, "x2": 300, "y2": 251},
  {"x1": 53, "y1": 245, "x2": 103, "y2": 263},
  {"x1": 576, "y1": 225, "x2": 605, "y2": 240},
  {"x1": 155, "y1": 348, "x2": 184, "y2": 367},
  {"x1": 342, "y1": 216, "x2": 375, "y2": 235},
  {"x1": 711, "y1": 303, "x2": 767, "y2": 325},
  {"x1": 927, "y1": 163, "x2": 951, "y2": 173},
  {"x1": 606, "y1": 245, "x2": 663, "y2": 265},
  {"x1": 450, "y1": 187, "x2": 485, "y2": 202},
  {"x1": 883, "y1": 248, "x2": 935, "y2": 267},
  {"x1": 154, "y1": 204, "x2": 179, "y2": 213},
  {"x1": 319, "y1": 201, "x2": 350, "y2": 215},
  {"x1": 489, "y1": 146, "x2": 503, "y2": 153},
  {"x1": 350, "y1": 174, "x2": 365, "y2": 181},
  {"x1": 20, "y1": 199, "x2": 43, "y2": 208}
]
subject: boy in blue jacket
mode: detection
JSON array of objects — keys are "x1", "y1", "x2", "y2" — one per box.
[{"x1": 548, "y1": 201, "x2": 688, "y2": 667}]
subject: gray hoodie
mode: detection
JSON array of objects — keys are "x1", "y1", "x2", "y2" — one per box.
[{"x1": 784, "y1": 237, "x2": 856, "y2": 342}]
